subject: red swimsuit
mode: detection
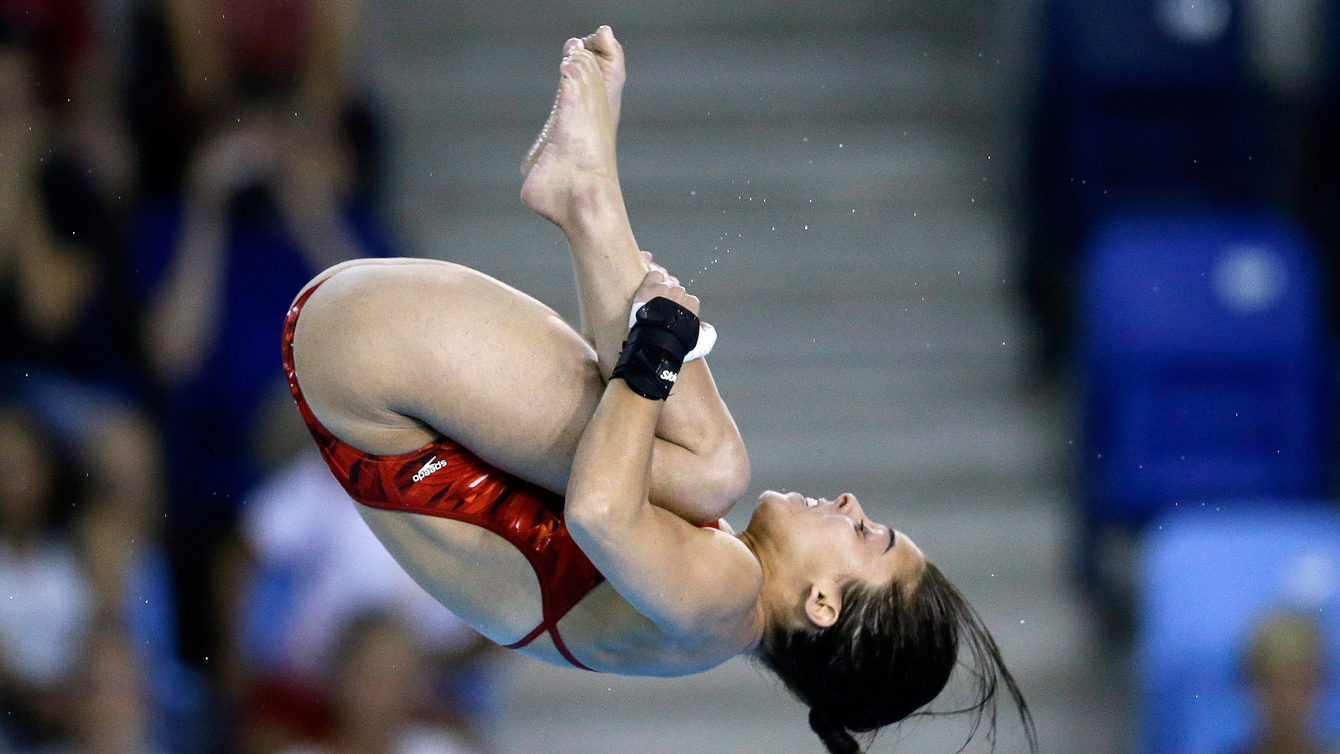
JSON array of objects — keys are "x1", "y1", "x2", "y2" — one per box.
[{"x1": 281, "y1": 282, "x2": 605, "y2": 670}]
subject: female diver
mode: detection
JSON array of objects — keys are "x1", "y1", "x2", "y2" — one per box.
[{"x1": 282, "y1": 27, "x2": 1035, "y2": 754}]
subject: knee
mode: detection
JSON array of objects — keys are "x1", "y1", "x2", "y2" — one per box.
[{"x1": 699, "y1": 436, "x2": 751, "y2": 520}]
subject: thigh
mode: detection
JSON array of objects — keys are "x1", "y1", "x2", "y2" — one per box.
[{"x1": 293, "y1": 259, "x2": 600, "y2": 495}]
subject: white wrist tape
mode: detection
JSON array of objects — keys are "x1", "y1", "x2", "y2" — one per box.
[{"x1": 629, "y1": 300, "x2": 717, "y2": 362}]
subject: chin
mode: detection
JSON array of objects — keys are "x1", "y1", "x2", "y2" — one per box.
[{"x1": 745, "y1": 490, "x2": 798, "y2": 538}]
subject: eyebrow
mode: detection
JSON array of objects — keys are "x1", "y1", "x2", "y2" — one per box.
[{"x1": 884, "y1": 530, "x2": 895, "y2": 554}]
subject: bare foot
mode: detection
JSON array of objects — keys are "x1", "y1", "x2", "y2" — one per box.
[
  {"x1": 521, "y1": 26, "x2": 625, "y2": 176},
  {"x1": 520, "y1": 45, "x2": 617, "y2": 228}
]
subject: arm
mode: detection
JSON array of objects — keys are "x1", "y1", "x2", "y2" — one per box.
[
  {"x1": 145, "y1": 129, "x2": 278, "y2": 384},
  {"x1": 144, "y1": 188, "x2": 228, "y2": 384},
  {"x1": 566, "y1": 377, "x2": 756, "y2": 635},
  {"x1": 567, "y1": 280, "x2": 758, "y2": 635}
]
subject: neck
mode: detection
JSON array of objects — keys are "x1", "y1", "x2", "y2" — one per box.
[{"x1": 736, "y1": 528, "x2": 777, "y2": 653}]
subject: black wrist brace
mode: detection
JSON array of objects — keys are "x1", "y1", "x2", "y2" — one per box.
[{"x1": 612, "y1": 297, "x2": 700, "y2": 400}]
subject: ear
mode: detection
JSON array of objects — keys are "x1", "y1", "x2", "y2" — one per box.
[{"x1": 803, "y1": 582, "x2": 841, "y2": 628}]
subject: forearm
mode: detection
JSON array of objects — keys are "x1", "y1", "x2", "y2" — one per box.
[
  {"x1": 645, "y1": 361, "x2": 750, "y2": 520},
  {"x1": 146, "y1": 200, "x2": 227, "y2": 383},
  {"x1": 566, "y1": 379, "x2": 663, "y2": 528}
]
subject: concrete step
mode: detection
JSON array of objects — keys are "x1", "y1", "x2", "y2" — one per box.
[
  {"x1": 394, "y1": 200, "x2": 1018, "y2": 297},
  {"x1": 372, "y1": 0, "x2": 994, "y2": 37},
  {"x1": 732, "y1": 402, "x2": 1062, "y2": 501},
  {"x1": 386, "y1": 118, "x2": 1005, "y2": 215},
  {"x1": 369, "y1": 30, "x2": 1001, "y2": 129}
]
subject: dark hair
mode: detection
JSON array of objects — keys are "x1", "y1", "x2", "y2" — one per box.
[{"x1": 757, "y1": 562, "x2": 1037, "y2": 754}]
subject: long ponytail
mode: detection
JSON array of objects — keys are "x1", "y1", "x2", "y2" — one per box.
[{"x1": 809, "y1": 708, "x2": 863, "y2": 754}]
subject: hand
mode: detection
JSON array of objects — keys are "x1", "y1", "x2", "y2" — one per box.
[
  {"x1": 186, "y1": 127, "x2": 279, "y2": 206},
  {"x1": 634, "y1": 268, "x2": 699, "y2": 316}
]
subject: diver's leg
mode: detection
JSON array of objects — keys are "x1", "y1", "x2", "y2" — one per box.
[
  {"x1": 295, "y1": 258, "x2": 739, "y2": 524},
  {"x1": 521, "y1": 39, "x2": 749, "y2": 520}
]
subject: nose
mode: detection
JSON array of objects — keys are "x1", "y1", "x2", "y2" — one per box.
[{"x1": 834, "y1": 493, "x2": 865, "y2": 517}]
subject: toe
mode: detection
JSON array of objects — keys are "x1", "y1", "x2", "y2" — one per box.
[
  {"x1": 563, "y1": 37, "x2": 583, "y2": 55},
  {"x1": 589, "y1": 25, "x2": 620, "y2": 53},
  {"x1": 568, "y1": 48, "x2": 600, "y2": 75},
  {"x1": 584, "y1": 27, "x2": 624, "y2": 71},
  {"x1": 601, "y1": 26, "x2": 623, "y2": 62}
]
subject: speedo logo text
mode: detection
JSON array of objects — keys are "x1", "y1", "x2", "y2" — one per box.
[{"x1": 413, "y1": 456, "x2": 448, "y2": 482}]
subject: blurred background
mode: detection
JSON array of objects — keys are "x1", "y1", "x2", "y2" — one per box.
[{"x1": 1, "y1": 0, "x2": 1338, "y2": 752}]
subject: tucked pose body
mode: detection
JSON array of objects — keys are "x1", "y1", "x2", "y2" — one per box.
[{"x1": 285, "y1": 28, "x2": 1033, "y2": 754}]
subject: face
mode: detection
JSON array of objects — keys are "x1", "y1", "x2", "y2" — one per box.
[{"x1": 746, "y1": 490, "x2": 928, "y2": 600}]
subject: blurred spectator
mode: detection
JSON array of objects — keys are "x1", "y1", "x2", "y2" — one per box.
[
  {"x1": 127, "y1": 105, "x2": 397, "y2": 670},
  {"x1": 1235, "y1": 613, "x2": 1339, "y2": 754},
  {"x1": 124, "y1": 0, "x2": 398, "y2": 671},
  {"x1": 236, "y1": 451, "x2": 496, "y2": 754},
  {"x1": 0, "y1": 405, "x2": 94, "y2": 750},
  {"x1": 0, "y1": 28, "x2": 163, "y2": 612},
  {"x1": 0, "y1": 33, "x2": 143, "y2": 391},
  {"x1": 270, "y1": 611, "x2": 483, "y2": 754},
  {"x1": 71, "y1": 416, "x2": 215, "y2": 754},
  {"x1": 0, "y1": 0, "x2": 135, "y2": 201},
  {"x1": 126, "y1": 0, "x2": 382, "y2": 200}
]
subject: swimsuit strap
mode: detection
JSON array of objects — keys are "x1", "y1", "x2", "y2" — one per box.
[
  {"x1": 283, "y1": 283, "x2": 331, "y2": 435},
  {"x1": 503, "y1": 619, "x2": 595, "y2": 672}
]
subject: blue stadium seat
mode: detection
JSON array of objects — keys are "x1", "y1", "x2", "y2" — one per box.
[
  {"x1": 1048, "y1": 0, "x2": 1246, "y2": 94},
  {"x1": 1023, "y1": 0, "x2": 1270, "y2": 374},
  {"x1": 1138, "y1": 505, "x2": 1340, "y2": 754},
  {"x1": 1035, "y1": 0, "x2": 1266, "y2": 215},
  {"x1": 1079, "y1": 213, "x2": 1329, "y2": 528}
]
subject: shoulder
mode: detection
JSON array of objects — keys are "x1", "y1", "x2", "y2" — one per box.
[{"x1": 664, "y1": 525, "x2": 763, "y2": 638}]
